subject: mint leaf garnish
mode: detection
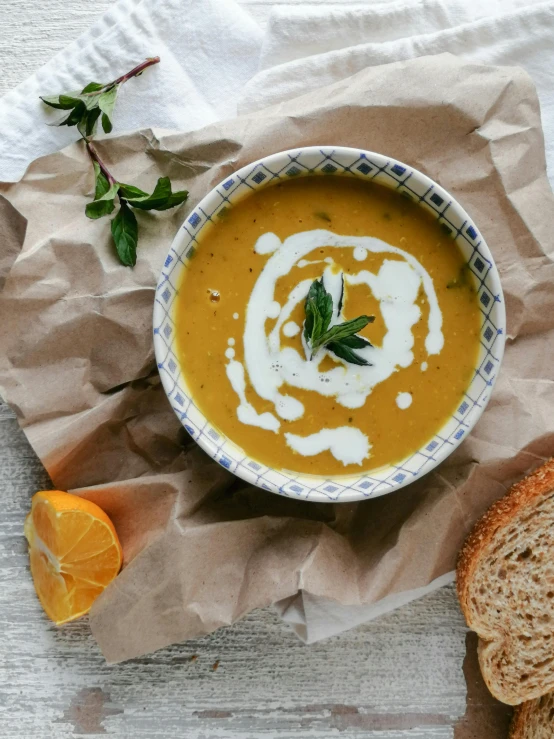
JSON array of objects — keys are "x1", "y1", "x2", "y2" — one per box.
[
  {"x1": 304, "y1": 277, "x2": 374, "y2": 365},
  {"x1": 303, "y1": 278, "x2": 333, "y2": 351}
]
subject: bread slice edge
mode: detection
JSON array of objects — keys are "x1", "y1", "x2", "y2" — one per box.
[
  {"x1": 457, "y1": 458, "x2": 554, "y2": 704},
  {"x1": 457, "y1": 457, "x2": 554, "y2": 627}
]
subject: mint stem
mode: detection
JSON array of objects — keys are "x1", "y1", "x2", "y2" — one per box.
[
  {"x1": 86, "y1": 141, "x2": 118, "y2": 186},
  {"x1": 80, "y1": 57, "x2": 161, "y2": 97},
  {"x1": 111, "y1": 56, "x2": 160, "y2": 87}
]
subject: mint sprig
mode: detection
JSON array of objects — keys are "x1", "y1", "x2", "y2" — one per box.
[
  {"x1": 41, "y1": 57, "x2": 189, "y2": 267},
  {"x1": 85, "y1": 143, "x2": 188, "y2": 266},
  {"x1": 304, "y1": 277, "x2": 374, "y2": 366},
  {"x1": 41, "y1": 57, "x2": 159, "y2": 137}
]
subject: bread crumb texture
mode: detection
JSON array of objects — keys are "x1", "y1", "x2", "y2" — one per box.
[
  {"x1": 457, "y1": 459, "x2": 554, "y2": 705},
  {"x1": 509, "y1": 692, "x2": 554, "y2": 738}
]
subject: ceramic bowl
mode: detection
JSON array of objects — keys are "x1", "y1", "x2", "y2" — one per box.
[{"x1": 153, "y1": 146, "x2": 505, "y2": 503}]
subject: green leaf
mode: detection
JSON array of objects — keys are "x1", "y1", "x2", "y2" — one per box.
[
  {"x1": 101, "y1": 113, "x2": 113, "y2": 134},
  {"x1": 338, "y1": 334, "x2": 373, "y2": 350},
  {"x1": 154, "y1": 189, "x2": 189, "y2": 211},
  {"x1": 337, "y1": 273, "x2": 344, "y2": 315},
  {"x1": 59, "y1": 103, "x2": 87, "y2": 128},
  {"x1": 85, "y1": 197, "x2": 116, "y2": 219},
  {"x1": 40, "y1": 95, "x2": 63, "y2": 109},
  {"x1": 99, "y1": 182, "x2": 120, "y2": 201},
  {"x1": 111, "y1": 201, "x2": 138, "y2": 266},
  {"x1": 303, "y1": 274, "x2": 375, "y2": 365},
  {"x1": 85, "y1": 180, "x2": 119, "y2": 219},
  {"x1": 40, "y1": 94, "x2": 79, "y2": 110},
  {"x1": 303, "y1": 281, "x2": 317, "y2": 342},
  {"x1": 318, "y1": 282, "x2": 334, "y2": 332},
  {"x1": 92, "y1": 161, "x2": 111, "y2": 200},
  {"x1": 125, "y1": 176, "x2": 171, "y2": 210},
  {"x1": 81, "y1": 95, "x2": 99, "y2": 111},
  {"x1": 41, "y1": 82, "x2": 118, "y2": 132},
  {"x1": 80, "y1": 107, "x2": 102, "y2": 138},
  {"x1": 305, "y1": 296, "x2": 322, "y2": 352},
  {"x1": 304, "y1": 297, "x2": 328, "y2": 354},
  {"x1": 122, "y1": 177, "x2": 188, "y2": 212},
  {"x1": 327, "y1": 341, "x2": 370, "y2": 366},
  {"x1": 303, "y1": 279, "x2": 333, "y2": 346},
  {"x1": 81, "y1": 82, "x2": 105, "y2": 93},
  {"x1": 97, "y1": 85, "x2": 118, "y2": 130},
  {"x1": 59, "y1": 94, "x2": 87, "y2": 109},
  {"x1": 118, "y1": 183, "x2": 149, "y2": 200},
  {"x1": 76, "y1": 112, "x2": 88, "y2": 138},
  {"x1": 42, "y1": 90, "x2": 105, "y2": 131},
  {"x1": 314, "y1": 314, "x2": 374, "y2": 352}
]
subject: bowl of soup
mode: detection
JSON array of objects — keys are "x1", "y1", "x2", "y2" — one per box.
[{"x1": 154, "y1": 146, "x2": 505, "y2": 502}]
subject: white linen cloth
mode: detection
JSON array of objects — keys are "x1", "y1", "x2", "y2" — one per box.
[
  {"x1": 242, "y1": 0, "x2": 554, "y2": 180},
  {"x1": 0, "y1": 0, "x2": 263, "y2": 182},
  {"x1": 2, "y1": 0, "x2": 554, "y2": 643}
]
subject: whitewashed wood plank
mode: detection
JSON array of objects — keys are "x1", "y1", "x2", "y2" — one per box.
[{"x1": 0, "y1": 0, "x2": 112, "y2": 96}]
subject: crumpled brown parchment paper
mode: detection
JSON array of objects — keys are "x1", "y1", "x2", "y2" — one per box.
[{"x1": 1, "y1": 53, "x2": 554, "y2": 663}]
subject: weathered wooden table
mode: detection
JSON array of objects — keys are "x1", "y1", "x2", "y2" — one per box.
[{"x1": 0, "y1": 2, "x2": 471, "y2": 736}]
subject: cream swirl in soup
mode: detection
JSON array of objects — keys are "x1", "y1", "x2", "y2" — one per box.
[
  {"x1": 175, "y1": 176, "x2": 480, "y2": 476},
  {"x1": 224, "y1": 230, "x2": 444, "y2": 465}
]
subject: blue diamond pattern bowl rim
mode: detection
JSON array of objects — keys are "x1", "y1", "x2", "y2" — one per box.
[{"x1": 153, "y1": 146, "x2": 506, "y2": 503}]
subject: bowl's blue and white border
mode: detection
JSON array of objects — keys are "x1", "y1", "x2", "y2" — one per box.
[{"x1": 154, "y1": 147, "x2": 506, "y2": 503}]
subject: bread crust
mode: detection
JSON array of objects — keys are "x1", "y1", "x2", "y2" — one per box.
[
  {"x1": 457, "y1": 458, "x2": 554, "y2": 623},
  {"x1": 509, "y1": 701, "x2": 535, "y2": 739},
  {"x1": 509, "y1": 695, "x2": 554, "y2": 739}
]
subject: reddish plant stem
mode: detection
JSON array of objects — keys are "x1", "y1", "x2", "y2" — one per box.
[
  {"x1": 83, "y1": 57, "x2": 160, "y2": 189},
  {"x1": 86, "y1": 141, "x2": 117, "y2": 186},
  {"x1": 80, "y1": 57, "x2": 161, "y2": 96},
  {"x1": 112, "y1": 56, "x2": 160, "y2": 87}
]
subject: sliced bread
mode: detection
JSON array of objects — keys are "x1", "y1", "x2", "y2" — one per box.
[
  {"x1": 510, "y1": 692, "x2": 554, "y2": 738},
  {"x1": 457, "y1": 458, "x2": 554, "y2": 705}
]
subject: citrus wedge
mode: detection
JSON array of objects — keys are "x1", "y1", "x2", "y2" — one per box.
[{"x1": 24, "y1": 490, "x2": 122, "y2": 625}]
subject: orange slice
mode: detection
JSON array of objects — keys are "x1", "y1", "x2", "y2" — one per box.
[{"x1": 24, "y1": 490, "x2": 122, "y2": 625}]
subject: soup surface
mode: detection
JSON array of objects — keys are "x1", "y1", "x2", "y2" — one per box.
[{"x1": 174, "y1": 176, "x2": 481, "y2": 476}]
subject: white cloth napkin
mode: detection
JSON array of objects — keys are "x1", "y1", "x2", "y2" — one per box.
[
  {"x1": 0, "y1": 0, "x2": 262, "y2": 182},
  {"x1": 3, "y1": 0, "x2": 554, "y2": 645},
  {"x1": 241, "y1": 0, "x2": 554, "y2": 180}
]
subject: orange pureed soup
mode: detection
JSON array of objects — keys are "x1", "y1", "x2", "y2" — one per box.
[{"x1": 174, "y1": 176, "x2": 481, "y2": 476}]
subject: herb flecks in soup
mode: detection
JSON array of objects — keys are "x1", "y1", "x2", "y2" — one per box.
[{"x1": 175, "y1": 176, "x2": 481, "y2": 476}]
